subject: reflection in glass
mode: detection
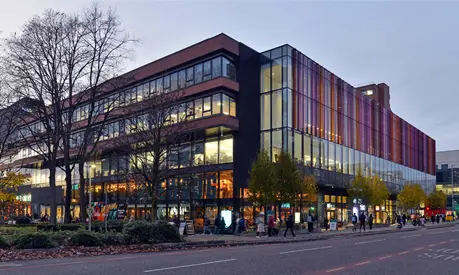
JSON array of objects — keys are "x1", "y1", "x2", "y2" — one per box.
[
  {"x1": 205, "y1": 140, "x2": 218, "y2": 165},
  {"x1": 219, "y1": 138, "x2": 233, "y2": 163}
]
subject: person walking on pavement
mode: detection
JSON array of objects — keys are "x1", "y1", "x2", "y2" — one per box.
[
  {"x1": 307, "y1": 213, "x2": 314, "y2": 233},
  {"x1": 359, "y1": 212, "x2": 366, "y2": 232},
  {"x1": 402, "y1": 214, "x2": 407, "y2": 226},
  {"x1": 232, "y1": 213, "x2": 237, "y2": 234},
  {"x1": 214, "y1": 215, "x2": 221, "y2": 234},
  {"x1": 431, "y1": 215, "x2": 435, "y2": 224},
  {"x1": 284, "y1": 214, "x2": 296, "y2": 237},
  {"x1": 202, "y1": 216, "x2": 212, "y2": 235},
  {"x1": 436, "y1": 214, "x2": 440, "y2": 224},
  {"x1": 323, "y1": 217, "x2": 329, "y2": 231},
  {"x1": 352, "y1": 213, "x2": 358, "y2": 231},
  {"x1": 256, "y1": 212, "x2": 266, "y2": 238},
  {"x1": 219, "y1": 216, "x2": 226, "y2": 235},
  {"x1": 368, "y1": 214, "x2": 374, "y2": 230},
  {"x1": 268, "y1": 215, "x2": 275, "y2": 237},
  {"x1": 238, "y1": 216, "x2": 246, "y2": 235}
]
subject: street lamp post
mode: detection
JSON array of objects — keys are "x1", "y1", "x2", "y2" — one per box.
[
  {"x1": 452, "y1": 165, "x2": 455, "y2": 215},
  {"x1": 105, "y1": 183, "x2": 108, "y2": 233}
]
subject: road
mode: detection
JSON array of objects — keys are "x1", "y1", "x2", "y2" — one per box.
[{"x1": 1, "y1": 226, "x2": 459, "y2": 275}]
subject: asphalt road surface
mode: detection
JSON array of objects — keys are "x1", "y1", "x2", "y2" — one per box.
[{"x1": 1, "y1": 227, "x2": 459, "y2": 275}]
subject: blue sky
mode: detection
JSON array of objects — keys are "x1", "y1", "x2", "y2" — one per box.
[{"x1": 1, "y1": 0, "x2": 458, "y2": 150}]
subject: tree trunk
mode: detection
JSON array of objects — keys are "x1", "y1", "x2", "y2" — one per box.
[
  {"x1": 49, "y1": 165, "x2": 57, "y2": 225},
  {"x1": 151, "y1": 190, "x2": 156, "y2": 223},
  {"x1": 64, "y1": 166, "x2": 73, "y2": 223},
  {"x1": 78, "y1": 160, "x2": 87, "y2": 221}
]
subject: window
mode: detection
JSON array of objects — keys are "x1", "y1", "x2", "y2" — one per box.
[
  {"x1": 170, "y1": 72, "x2": 178, "y2": 91},
  {"x1": 365, "y1": 90, "x2": 374, "y2": 96},
  {"x1": 193, "y1": 143, "x2": 204, "y2": 166},
  {"x1": 272, "y1": 130, "x2": 282, "y2": 162},
  {"x1": 261, "y1": 63, "x2": 270, "y2": 93},
  {"x1": 312, "y1": 137, "x2": 320, "y2": 168},
  {"x1": 304, "y1": 135, "x2": 311, "y2": 166},
  {"x1": 163, "y1": 75, "x2": 170, "y2": 93},
  {"x1": 261, "y1": 93, "x2": 270, "y2": 130},
  {"x1": 186, "y1": 67, "x2": 194, "y2": 86},
  {"x1": 179, "y1": 144, "x2": 191, "y2": 168},
  {"x1": 261, "y1": 131, "x2": 270, "y2": 157},
  {"x1": 212, "y1": 57, "x2": 221, "y2": 78},
  {"x1": 195, "y1": 99, "x2": 202, "y2": 118},
  {"x1": 203, "y1": 97, "x2": 211, "y2": 117},
  {"x1": 272, "y1": 59, "x2": 282, "y2": 90},
  {"x1": 441, "y1": 164, "x2": 449, "y2": 170},
  {"x1": 230, "y1": 98, "x2": 236, "y2": 116},
  {"x1": 203, "y1": 61, "x2": 211, "y2": 81},
  {"x1": 212, "y1": 94, "x2": 221, "y2": 115},
  {"x1": 219, "y1": 137, "x2": 233, "y2": 163},
  {"x1": 156, "y1": 77, "x2": 163, "y2": 93},
  {"x1": 222, "y1": 94, "x2": 230, "y2": 115},
  {"x1": 178, "y1": 70, "x2": 186, "y2": 89},
  {"x1": 150, "y1": 79, "x2": 156, "y2": 94},
  {"x1": 178, "y1": 104, "x2": 186, "y2": 122},
  {"x1": 222, "y1": 57, "x2": 236, "y2": 81},
  {"x1": 194, "y1": 63, "x2": 203, "y2": 84},
  {"x1": 168, "y1": 147, "x2": 179, "y2": 169},
  {"x1": 141, "y1": 83, "x2": 149, "y2": 100},
  {"x1": 294, "y1": 132, "x2": 302, "y2": 163},
  {"x1": 220, "y1": 170, "x2": 234, "y2": 199},
  {"x1": 186, "y1": 101, "x2": 194, "y2": 119},
  {"x1": 272, "y1": 90, "x2": 282, "y2": 128},
  {"x1": 205, "y1": 140, "x2": 218, "y2": 165}
]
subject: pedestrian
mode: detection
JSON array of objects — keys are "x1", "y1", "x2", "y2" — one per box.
[
  {"x1": 214, "y1": 215, "x2": 221, "y2": 234},
  {"x1": 368, "y1": 214, "x2": 374, "y2": 230},
  {"x1": 268, "y1": 215, "x2": 275, "y2": 237},
  {"x1": 232, "y1": 213, "x2": 237, "y2": 234},
  {"x1": 238, "y1": 216, "x2": 246, "y2": 235},
  {"x1": 436, "y1": 214, "x2": 440, "y2": 224},
  {"x1": 307, "y1": 213, "x2": 314, "y2": 233},
  {"x1": 202, "y1": 216, "x2": 212, "y2": 235},
  {"x1": 359, "y1": 212, "x2": 366, "y2": 232},
  {"x1": 431, "y1": 215, "x2": 435, "y2": 224},
  {"x1": 256, "y1": 212, "x2": 266, "y2": 238},
  {"x1": 352, "y1": 213, "x2": 358, "y2": 231},
  {"x1": 323, "y1": 216, "x2": 329, "y2": 231},
  {"x1": 219, "y1": 216, "x2": 226, "y2": 235},
  {"x1": 284, "y1": 214, "x2": 296, "y2": 238},
  {"x1": 402, "y1": 214, "x2": 407, "y2": 226}
]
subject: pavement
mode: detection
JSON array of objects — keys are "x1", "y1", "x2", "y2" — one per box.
[{"x1": 1, "y1": 222, "x2": 458, "y2": 275}]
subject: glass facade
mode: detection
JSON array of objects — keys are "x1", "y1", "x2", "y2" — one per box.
[{"x1": 260, "y1": 45, "x2": 436, "y2": 193}]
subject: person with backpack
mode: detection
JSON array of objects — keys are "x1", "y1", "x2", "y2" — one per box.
[
  {"x1": 284, "y1": 214, "x2": 296, "y2": 237},
  {"x1": 238, "y1": 216, "x2": 246, "y2": 235},
  {"x1": 359, "y1": 212, "x2": 366, "y2": 232},
  {"x1": 307, "y1": 213, "x2": 314, "y2": 233},
  {"x1": 368, "y1": 214, "x2": 374, "y2": 230},
  {"x1": 351, "y1": 213, "x2": 358, "y2": 231}
]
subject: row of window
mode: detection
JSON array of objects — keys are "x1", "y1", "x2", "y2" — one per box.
[
  {"x1": 70, "y1": 93, "x2": 236, "y2": 147},
  {"x1": 261, "y1": 129, "x2": 436, "y2": 190},
  {"x1": 72, "y1": 56, "x2": 236, "y2": 123},
  {"x1": 24, "y1": 136, "x2": 234, "y2": 187}
]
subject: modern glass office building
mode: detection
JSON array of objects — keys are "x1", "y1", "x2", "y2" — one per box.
[{"x1": 4, "y1": 34, "x2": 436, "y2": 226}]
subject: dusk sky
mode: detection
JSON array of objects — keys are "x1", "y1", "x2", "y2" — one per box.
[{"x1": 1, "y1": 0, "x2": 458, "y2": 151}]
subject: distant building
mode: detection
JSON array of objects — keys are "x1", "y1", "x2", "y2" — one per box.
[{"x1": 436, "y1": 150, "x2": 459, "y2": 213}]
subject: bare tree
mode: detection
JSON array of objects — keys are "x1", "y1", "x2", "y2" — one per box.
[
  {"x1": 61, "y1": 4, "x2": 136, "y2": 223},
  {"x1": 118, "y1": 87, "x2": 193, "y2": 223}
]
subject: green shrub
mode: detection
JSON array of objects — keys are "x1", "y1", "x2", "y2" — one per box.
[
  {"x1": 0, "y1": 236, "x2": 10, "y2": 249},
  {"x1": 14, "y1": 233, "x2": 57, "y2": 249},
  {"x1": 50, "y1": 231, "x2": 73, "y2": 246},
  {"x1": 88, "y1": 221, "x2": 123, "y2": 233},
  {"x1": 100, "y1": 232, "x2": 126, "y2": 246},
  {"x1": 152, "y1": 221, "x2": 182, "y2": 243},
  {"x1": 59, "y1": 224, "x2": 82, "y2": 231},
  {"x1": 37, "y1": 223, "x2": 57, "y2": 232},
  {"x1": 123, "y1": 221, "x2": 154, "y2": 244},
  {"x1": 70, "y1": 231, "x2": 103, "y2": 247},
  {"x1": 14, "y1": 216, "x2": 32, "y2": 225}
]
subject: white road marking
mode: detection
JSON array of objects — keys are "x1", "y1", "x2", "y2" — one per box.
[
  {"x1": 354, "y1": 239, "x2": 386, "y2": 245},
  {"x1": 326, "y1": 267, "x2": 345, "y2": 273},
  {"x1": 428, "y1": 231, "x2": 449, "y2": 235},
  {"x1": 279, "y1": 246, "x2": 332, "y2": 255},
  {"x1": 355, "y1": 261, "x2": 371, "y2": 266},
  {"x1": 0, "y1": 263, "x2": 22, "y2": 267},
  {"x1": 399, "y1": 251, "x2": 409, "y2": 255},
  {"x1": 400, "y1": 234, "x2": 421, "y2": 239},
  {"x1": 429, "y1": 244, "x2": 436, "y2": 247},
  {"x1": 144, "y1": 259, "x2": 236, "y2": 273},
  {"x1": 452, "y1": 229, "x2": 459, "y2": 232},
  {"x1": 379, "y1": 255, "x2": 392, "y2": 260},
  {"x1": 414, "y1": 247, "x2": 424, "y2": 251}
]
